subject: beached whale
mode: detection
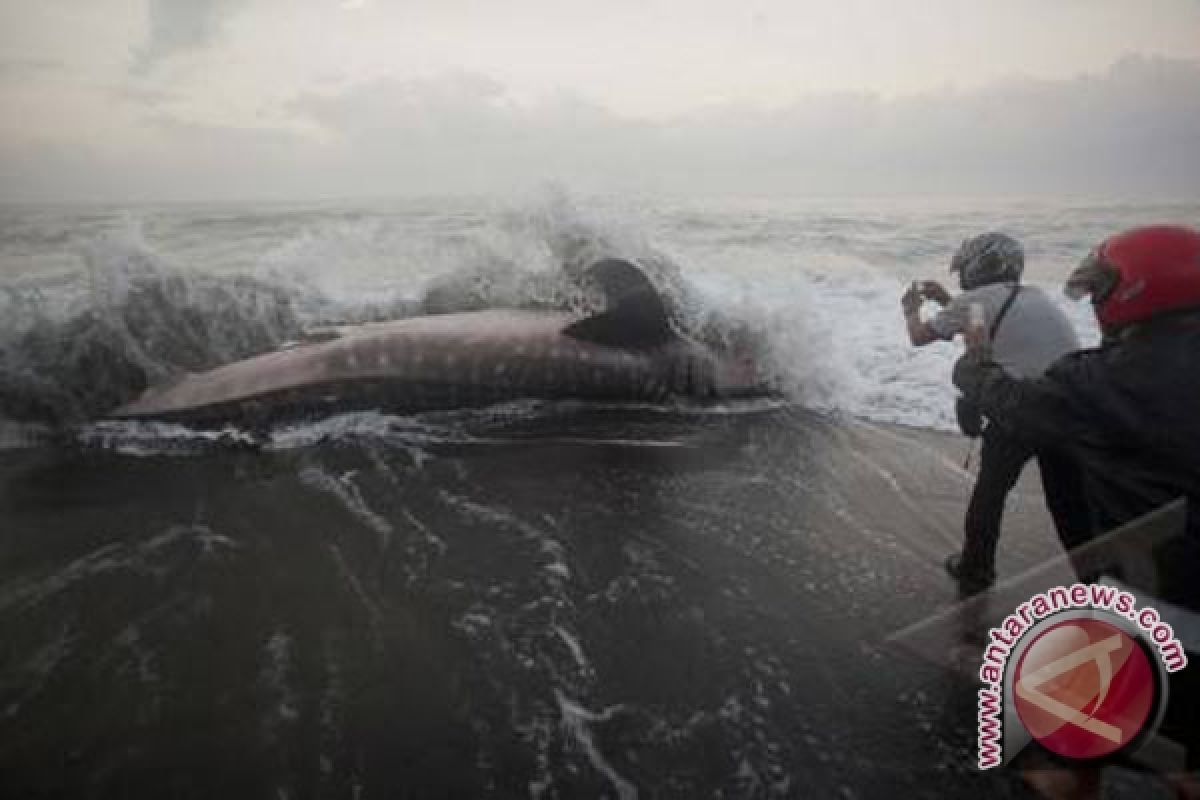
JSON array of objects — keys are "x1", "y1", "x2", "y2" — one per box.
[{"x1": 109, "y1": 259, "x2": 766, "y2": 425}]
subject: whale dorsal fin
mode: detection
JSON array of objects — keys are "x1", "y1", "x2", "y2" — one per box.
[{"x1": 563, "y1": 258, "x2": 674, "y2": 349}]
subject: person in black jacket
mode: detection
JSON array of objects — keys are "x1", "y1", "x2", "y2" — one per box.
[{"x1": 953, "y1": 224, "x2": 1200, "y2": 781}]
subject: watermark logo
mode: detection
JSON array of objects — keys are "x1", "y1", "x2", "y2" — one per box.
[
  {"x1": 976, "y1": 584, "x2": 1184, "y2": 769},
  {"x1": 1012, "y1": 617, "x2": 1155, "y2": 761}
]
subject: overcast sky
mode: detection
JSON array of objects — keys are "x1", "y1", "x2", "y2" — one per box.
[{"x1": 1, "y1": 0, "x2": 1199, "y2": 202}]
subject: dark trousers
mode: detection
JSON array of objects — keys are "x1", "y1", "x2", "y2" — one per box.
[{"x1": 959, "y1": 425, "x2": 1091, "y2": 577}]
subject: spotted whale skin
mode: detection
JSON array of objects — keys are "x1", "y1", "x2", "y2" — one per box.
[{"x1": 109, "y1": 262, "x2": 765, "y2": 425}]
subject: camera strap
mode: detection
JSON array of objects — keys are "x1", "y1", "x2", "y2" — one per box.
[{"x1": 989, "y1": 283, "x2": 1021, "y2": 339}]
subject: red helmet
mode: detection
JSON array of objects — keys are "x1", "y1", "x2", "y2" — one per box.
[{"x1": 1066, "y1": 225, "x2": 1200, "y2": 330}]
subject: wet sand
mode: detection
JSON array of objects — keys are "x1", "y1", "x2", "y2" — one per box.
[{"x1": 0, "y1": 407, "x2": 1088, "y2": 798}]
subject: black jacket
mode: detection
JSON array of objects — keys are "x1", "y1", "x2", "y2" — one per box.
[{"x1": 953, "y1": 311, "x2": 1200, "y2": 607}]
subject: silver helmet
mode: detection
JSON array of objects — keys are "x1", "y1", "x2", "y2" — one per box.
[{"x1": 950, "y1": 232, "x2": 1024, "y2": 289}]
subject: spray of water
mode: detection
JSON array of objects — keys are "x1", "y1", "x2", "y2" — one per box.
[{"x1": 0, "y1": 190, "x2": 1105, "y2": 442}]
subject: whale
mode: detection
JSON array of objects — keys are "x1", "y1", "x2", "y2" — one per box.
[{"x1": 108, "y1": 259, "x2": 767, "y2": 426}]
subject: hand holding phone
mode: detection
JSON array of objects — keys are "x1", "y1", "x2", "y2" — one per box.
[{"x1": 920, "y1": 281, "x2": 952, "y2": 306}]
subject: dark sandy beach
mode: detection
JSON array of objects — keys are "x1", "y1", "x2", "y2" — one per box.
[{"x1": 0, "y1": 405, "x2": 1086, "y2": 798}]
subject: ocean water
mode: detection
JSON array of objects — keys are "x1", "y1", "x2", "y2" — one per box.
[
  {"x1": 0, "y1": 194, "x2": 1196, "y2": 797},
  {"x1": 7, "y1": 191, "x2": 1193, "y2": 439}
]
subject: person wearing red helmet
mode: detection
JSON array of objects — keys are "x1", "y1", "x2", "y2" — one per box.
[
  {"x1": 953, "y1": 224, "x2": 1200, "y2": 776},
  {"x1": 1066, "y1": 224, "x2": 1200, "y2": 332}
]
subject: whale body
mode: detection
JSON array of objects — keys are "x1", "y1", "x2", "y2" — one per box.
[{"x1": 109, "y1": 260, "x2": 765, "y2": 425}]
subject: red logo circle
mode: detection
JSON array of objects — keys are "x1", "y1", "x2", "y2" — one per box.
[{"x1": 1012, "y1": 617, "x2": 1157, "y2": 761}]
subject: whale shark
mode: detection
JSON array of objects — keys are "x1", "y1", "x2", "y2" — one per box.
[{"x1": 109, "y1": 259, "x2": 767, "y2": 426}]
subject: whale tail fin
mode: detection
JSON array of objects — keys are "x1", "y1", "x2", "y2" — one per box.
[{"x1": 563, "y1": 258, "x2": 674, "y2": 349}]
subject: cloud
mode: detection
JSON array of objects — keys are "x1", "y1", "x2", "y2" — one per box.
[
  {"x1": 0, "y1": 118, "x2": 313, "y2": 204},
  {"x1": 279, "y1": 55, "x2": 1200, "y2": 198},
  {"x1": 282, "y1": 72, "x2": 644, "y2": 193},
  {"x1": 130, "y1": 0, "x2": 247, "y2": 75},
  {"x1": 0, "y1": 59, "x2": 64, "y2": 80},
  {"x1": 290, "y1": 72, "x2": 513, "y2": 139},
  {"x1": 550, "y1": 54, "x2": 1198, "y2": 197},
  {"x1": 4, "y1": 54, "x2": 1199, "y2": 202},
  {"x1": 113, "y1": 84, "x2": 180, "y2": 109}
]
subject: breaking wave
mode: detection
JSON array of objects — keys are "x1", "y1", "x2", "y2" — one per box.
[
  {"x1": 0, "y1": 190, "x2": 1113, "y2": 448},
  {"x1": 0, "y1": 195, "x2": 764, "y2": 435}
]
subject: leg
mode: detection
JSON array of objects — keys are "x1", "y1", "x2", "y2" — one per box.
[
  {"x1": 1035, "y1": 449, "x2": 1092, "y2": 552},
  {"x1": 1035, "y1": 449, "x2": 1095, "y2": 577},
  {"x1": 953, "y1": 427, "x2": 1033, "y2": 590}
]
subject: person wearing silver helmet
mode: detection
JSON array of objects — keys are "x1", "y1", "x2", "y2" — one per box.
[{"x1": 902, "y1": 232, "x2": 1085, "y2": 595}]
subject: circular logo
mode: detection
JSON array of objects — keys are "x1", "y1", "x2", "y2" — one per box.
[{"x1": 1013, "y1": 617, "x2": 1158, "y2": 761}]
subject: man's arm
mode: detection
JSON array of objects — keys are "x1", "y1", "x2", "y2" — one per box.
[{"x1": 953, "y1": 351, "x2": 1094, "y2": 449}]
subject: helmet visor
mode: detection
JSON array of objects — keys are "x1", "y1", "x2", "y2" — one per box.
[{"x1": 1065, "y1": 249, "x2": 1120, "y2": 304}]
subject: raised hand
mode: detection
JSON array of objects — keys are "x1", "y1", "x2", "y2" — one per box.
[
  {"x1": 921, "y1": 281, "x2": 952, "y2": 306},
  {"x1": 901, "y1": 282, "x2": 923, "y2": 315}
]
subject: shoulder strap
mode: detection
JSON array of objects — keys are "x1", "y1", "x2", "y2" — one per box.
[{"x1": 989, "y1": 283, "x2": 1021, "y2": 339}]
